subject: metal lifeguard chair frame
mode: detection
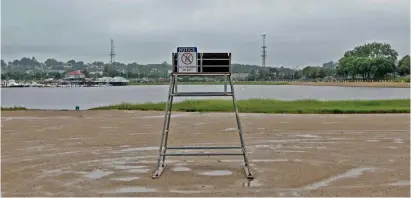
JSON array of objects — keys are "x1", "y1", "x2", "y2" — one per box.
[{"x1": 152, "y1": 47, "x2": 254, "y2": 180}]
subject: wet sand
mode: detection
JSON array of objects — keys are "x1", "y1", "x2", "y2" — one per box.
[{"x1": 1, "y1": 110, "x2": 410, "y2": 197}]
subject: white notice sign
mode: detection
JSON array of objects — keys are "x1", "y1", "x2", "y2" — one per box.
[{"x1": 177, "y1": 47, "x2": 197, "y2": 73}]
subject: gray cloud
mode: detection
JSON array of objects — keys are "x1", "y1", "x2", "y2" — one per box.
[{"x1": 1, "y1": 0, "x2": 409, "y2": 67}]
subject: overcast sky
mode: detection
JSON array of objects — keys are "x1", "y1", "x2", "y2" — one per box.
[{"x1": 1, "y1": 0, "x2": 410, "y2": 68}]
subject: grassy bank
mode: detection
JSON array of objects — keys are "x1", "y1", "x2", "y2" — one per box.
[
  {"x1": 90, "y1": 99, "x2": 410, "y2": 114},
  {"x1": 1, "y1": 106, "x2": 27, "y2": 111}
]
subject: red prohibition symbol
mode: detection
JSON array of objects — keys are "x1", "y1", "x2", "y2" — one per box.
[{"x1": 181, "y1": 53, "x2": 194, "y2": 65}]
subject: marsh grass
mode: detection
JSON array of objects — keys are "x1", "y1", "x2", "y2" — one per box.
[{"x1": 90, "y1": 99, "x2": 410, "y2": 114}]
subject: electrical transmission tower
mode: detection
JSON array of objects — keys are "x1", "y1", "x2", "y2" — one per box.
[
  {"x1": 109, "y1": 38, "x2": 116, "y2": 65},
  {"x1": 261, "y1": 34, "x2": 267, "y2": 67}
]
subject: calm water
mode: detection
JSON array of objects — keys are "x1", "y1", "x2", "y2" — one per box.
[{"x1": 1, "y1": 85, "x2": 409, "y2": 110}]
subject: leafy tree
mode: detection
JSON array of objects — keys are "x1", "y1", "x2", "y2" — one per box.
[
  {"x1": 67, "y1": 60, "x2": 76, "y2": 65},
  {"x1": 337, "y1": 42, "x2": 399, "y2": 80},
  {"x1": 317, "y1": 68, "x2": 326, "y2": 78},
  {"x1": 103, "y1": 65, "x2": 119, "y2": 77},
  {"x1": 1, "y1": 59, "x2": 7, "y2": 67},
  {"x1": 302, "y1": 66, "x2": 323, "y2": 79},
  {"x1": 82, "y1": 69, "x2": 90, "y2": 78},
  {"x1": 322, "y1": 61, "x2": 335, "y2": 69},
  {"x1": 45, "y1": 58, "x2": 59, "y2": 67},
  {"x1": 398, "y1": 55, "x2": 410, "y2": 76}
]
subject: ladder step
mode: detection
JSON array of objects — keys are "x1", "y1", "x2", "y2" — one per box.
[
  {"x1": 171, "y1": 92, "x2": 233, "y2": 97},
  {"x1": 161, "y1": 152, "x2": 244, "y2": 156},
  {"x1": 167, "y1": 146, "x2": 242, "y2": 150}
]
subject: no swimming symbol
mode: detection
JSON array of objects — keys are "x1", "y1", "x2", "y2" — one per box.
[{"x1": 181, "y1": 53, "x2": 194, "y2": 65}]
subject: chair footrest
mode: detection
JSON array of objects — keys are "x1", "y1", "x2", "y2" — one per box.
[
  {"x1": 171, "y1": 92, "x2": 233, "y2": 96},
  {"x1": 166, "y1": 146, "x2": 242, "y2": 150},
  {"x1": 161, "y1": 152, "x2": 244, "y2": 156}
]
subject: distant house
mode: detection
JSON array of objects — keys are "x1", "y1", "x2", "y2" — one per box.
[{"x1": 67, "y1": 70, "x2": 85, "y2": 79}]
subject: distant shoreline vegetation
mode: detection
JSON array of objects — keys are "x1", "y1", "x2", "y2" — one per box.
[
  {"x1": 3, "y1": 99, "x2": 410, "y2": 114},
  {"x1": 1, "y1": 42, "x2": 410, "y2": 83},
  {"x1": 128, "y1": 80, "x2": 410, "y2": 88}
]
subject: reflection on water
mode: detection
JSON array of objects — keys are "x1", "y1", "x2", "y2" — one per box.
[{"x1": 1, "y1": 85, "x2": 409, "y2": 110}]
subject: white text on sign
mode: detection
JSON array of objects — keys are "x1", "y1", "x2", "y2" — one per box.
[
  {"x1": 178, "y1": 66, "x2": 197, "y2": 73},
  {"x1": 177, "y1": 47, "x2": 197, "y2": 53}
]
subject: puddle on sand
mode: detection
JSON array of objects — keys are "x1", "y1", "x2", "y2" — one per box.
[
  {"x1": 106, "y1": 187, "x2": 157, "y2": 193},
  {"x1": 169, "y1": 189, "x2": 202, "y2": 194},
  {"x1": 2, "y1": 116, "x2": 46, "y2": 121},
  {"x1": 112, "y1": 165, "x2": 148, "y2": 170},
  {"x1": 199, "y1": 170, "x2": 232, "y2": 176},
  {"x1": 386, "y1": 146, "x2": 398, "y2": 149},
  {"x1": 276, "y1": 150, "x2": 307, "y2": 153},
  {"x1": 127, "y1": 168, "x2": 151, "y2": 173},
  {"x1": 110, "y1": 176, "x2": 140, "y2": 181},
  {"x1": 389, "y1": 180, "x2": 410, "y2": 186},
  {"x1": 393, "y1": 138, "x2": 404, "y2": 144},
  {"x1": 86, "y1": 169, "x2": 113, "y2": 179},
  {"x1": 301, "y1": 167, "x2": 376, "y2": 190},
  {"x1": 115, "y1": 146, "x2": 158, "y2": 153},
  {"x1": 366, "y1": 139, "x2": 379, "y2": 142},
  {"x1": 110, "y1": 147, "x2": 158, "y2": 153},
  {"x1": 255, "y1": 145, "x2": 270, "y2": 148},
  {"x1": 141, "y1": 114, "x2": 187, "y2": 119},
  {"x1": 100, "y1": 126, "x2": 120, "y2": 129},
  {"x1": 295, "y1": 134, "x2": 321, "y2": 138},
  {"x1": 172, "y1": 166, "x2": 191, "y2": 172},
  {"x1": 222, "y1": 128, "x2": 237, "y2": 131}
]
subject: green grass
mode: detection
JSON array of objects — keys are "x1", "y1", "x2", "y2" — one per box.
[
  {"x1": 1, "y1": 106, "x2": 27, "y2": 111},
  {"x1": 129, "y1": 81, "x2": 290, "y2": 85},
  {"x1": 89, "y1": 99, "x2": 411, "y2": 114},
  {"x1": 392, "y1": 76, "x2": 410, "y2": 83}
]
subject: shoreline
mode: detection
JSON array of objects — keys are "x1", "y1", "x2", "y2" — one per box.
[
  {"x1": 3, "y1": 99, "x2": 409, "y2": 114},
  {"x1": 288, "y1": 81, "x2": 410, "y2": 88},
  {"x1": 128, "y1": 81, "x2": 410, "y2": 88}
]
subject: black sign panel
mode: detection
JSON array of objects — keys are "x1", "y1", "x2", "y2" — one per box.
[{"x1": 173, "y1": 53, "x2": 231, "y2": 73}]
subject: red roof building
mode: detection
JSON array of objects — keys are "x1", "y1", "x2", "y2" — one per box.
[{"x1": 66, "y1": 70, "x2": 85, "y2": 79}]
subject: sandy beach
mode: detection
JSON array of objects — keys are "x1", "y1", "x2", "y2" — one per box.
[{"x1": 1, "y1": 110, "x2": 410, "y2": 197}]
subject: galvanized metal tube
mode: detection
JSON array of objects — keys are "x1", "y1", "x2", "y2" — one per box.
[
  {"x1": 229, "y1": 76, "x2": 253, "y2": 176},
  {"x1": 171, "y1": 92, "x2": 233, "y2": 97},
  {"x1": 161, "y1": 75, "x2": 176, "y2": 165},
  {"x1": 154, "y1": 76, "x2": 174, "y2": 173}
]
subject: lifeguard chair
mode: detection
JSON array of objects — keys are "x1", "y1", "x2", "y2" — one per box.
[{"x1": 152, "y1": 47, "x2": 254, "y2": 179}]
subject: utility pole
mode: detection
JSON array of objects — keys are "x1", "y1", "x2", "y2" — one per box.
[
  {"x1": 261, "y1": 33, "x2": 267, "y2": 67},
  {"x1": 109, "y1": 38, "x2": 116, "y2": 65}
]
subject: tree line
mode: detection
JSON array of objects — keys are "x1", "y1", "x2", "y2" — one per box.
[{"x1": 1, "y1": 42, "x2": 409, "y2": 81}]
